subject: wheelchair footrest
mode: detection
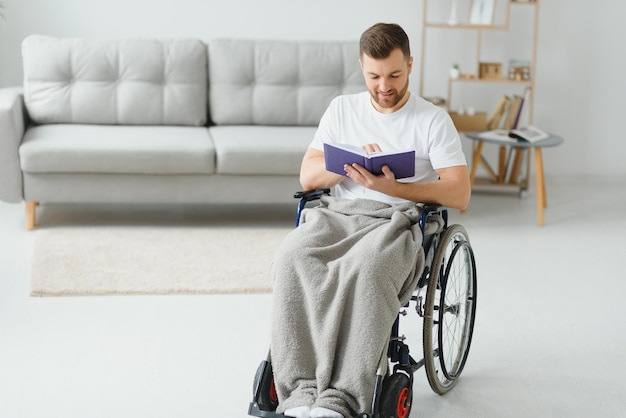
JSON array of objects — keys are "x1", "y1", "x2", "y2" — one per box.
[{"x1": 248, "y1": 402, "x2": 283, "y2": 418}]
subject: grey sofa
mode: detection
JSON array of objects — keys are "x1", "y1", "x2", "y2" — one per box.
[{"x1": 0, "y1": 35, "x2": 363, "y2": 229}]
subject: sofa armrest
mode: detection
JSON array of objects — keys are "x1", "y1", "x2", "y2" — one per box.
[{"x1": 0, "y1": 87, "x2": 27, "y2": 203}]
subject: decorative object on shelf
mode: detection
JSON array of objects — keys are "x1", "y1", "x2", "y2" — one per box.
[
  {"x1": 449, "y1": 64, "x2": 460, "y2": 79},
  {"x1": 455, "y1": 104, "x2": 476, "y2": 117},
  {"x1": 469, "y1": 0, "x2": 496, "y2": 25},
  {"x1": 478, "y1": 62, "x2": 503, "y2": 80},
  {"x1": 508, "y1": 60, "x2": 532, "y2": 80},
  {"x1": 447, "y1": 0, "x2": 460, "y2": 25}
]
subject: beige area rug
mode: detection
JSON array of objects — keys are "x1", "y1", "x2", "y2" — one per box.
[{"x1": 30, "y1": 227, "x2": 291, "y2": 296}]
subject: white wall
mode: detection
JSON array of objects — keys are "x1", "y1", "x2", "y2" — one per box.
[{"x1": 1, "y1": 0, "x2": 625, "y2": 177}]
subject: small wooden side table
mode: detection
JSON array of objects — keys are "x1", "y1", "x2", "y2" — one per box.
[{"x1": 464, "y1": 132, "x2": 564, "y2": 226}]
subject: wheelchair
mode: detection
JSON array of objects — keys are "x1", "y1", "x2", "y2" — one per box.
[{"x1": 249, "y1": 189, "x2": 477, "y2": 418}]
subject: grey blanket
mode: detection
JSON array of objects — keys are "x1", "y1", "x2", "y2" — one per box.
[{"x1": 270, "y1": 196, "x2": 442, "y2": 417}]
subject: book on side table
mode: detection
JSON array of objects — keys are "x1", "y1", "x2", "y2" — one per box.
[
  {"x1": 478, "y1": 125, "x2": 549, "y2": 143},
  {"x1": 323, "y1": 143, "x2": 415, "y2": 179}
]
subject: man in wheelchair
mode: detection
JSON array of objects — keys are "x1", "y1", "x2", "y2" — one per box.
[{"x1": 268, "y1": 23, "x2": 471, "y2": 418}]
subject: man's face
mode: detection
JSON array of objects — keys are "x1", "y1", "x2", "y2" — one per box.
[{"x1": 360, "y1": 48, "x2": 413, "y2": 113}]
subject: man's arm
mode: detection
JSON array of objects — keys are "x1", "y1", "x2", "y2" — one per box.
[
  {"x1": 299, "y1": 147, "x2": 345, "y2": 191},
  {"x1": 344, "y1": 163, "x2": 471, "y2": 210}
]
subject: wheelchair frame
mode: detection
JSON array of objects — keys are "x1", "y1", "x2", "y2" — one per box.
[{"x1": 249, "y1": 189, "x2": 477, "y2": 418}]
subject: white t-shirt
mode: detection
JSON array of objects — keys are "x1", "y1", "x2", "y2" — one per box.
[{"x1": 310, "y1": 91, "x2": 467, "y2": 204}]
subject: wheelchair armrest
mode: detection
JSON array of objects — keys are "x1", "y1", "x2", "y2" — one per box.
[
  {"x1": 418, "y1": 203, "x2": 448, "y2": 233},
  {"x1": 294, "y1": 188, "x2": 331, "y2": 226},
  {"x1": 294, "y1": 188, "x2": 331, "y2": 202},
  {"x1": 419, "y1": 203, "x2": 444, "y2": 211}
]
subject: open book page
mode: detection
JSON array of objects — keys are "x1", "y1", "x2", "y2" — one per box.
[
  {"x1": 509, "y1": 126, "x2": 549, "y2": 142},
  {"x1": 323, "y1": 143, "x2": 415, "y2": 179},
  {"x1": 477, "y1": 129, "x2": 519, "y2": 142},
  {"x1": 478, "y1": 126, "x2": 549, "y2": 143}
]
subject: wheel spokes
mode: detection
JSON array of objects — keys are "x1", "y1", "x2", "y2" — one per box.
[{"x1": 437, "y1": 238, "x2": 474, "y2": 381}]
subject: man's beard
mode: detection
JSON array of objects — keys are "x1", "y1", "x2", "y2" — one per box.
[{"x1": 369, "y1": 80, "x2": 409, "y2": 109}]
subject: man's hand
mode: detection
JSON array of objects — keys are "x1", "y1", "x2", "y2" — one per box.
[
  {"x1": 361, "y1": 143, "x2": 383, "y2": 154},
  {"x1": 344, "y1": 163, "x2": 398, "y2": 196},
  {"x1": 343, "y1": 143, "x2": 399, "y2": 195}
]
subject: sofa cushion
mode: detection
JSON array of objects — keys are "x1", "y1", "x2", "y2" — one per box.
[
  {"x1": 22, "y1": 35, "x2": 208, "y2": 126},
  {"x1": 208, "y1": 39, "x2": 364, "y2": 126},
  {"x1": 19, "y1": 125, "x2": 215, "y2": 174},
  {"x1": 209, "y1": 126, "x2": 315, "y2": 175}
]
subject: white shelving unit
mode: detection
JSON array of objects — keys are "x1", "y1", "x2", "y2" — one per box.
[{"x1": 418, "y1": 0, "x2": 540, "y2": 130}]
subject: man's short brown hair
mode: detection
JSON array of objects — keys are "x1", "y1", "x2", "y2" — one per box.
[{"x1": 359, "y1": 23, "x2": 411, "y2": 61}]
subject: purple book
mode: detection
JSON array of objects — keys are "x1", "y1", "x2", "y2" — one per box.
[{"x1": 323, "y1": 143, "x2": 415, "y2": 179}]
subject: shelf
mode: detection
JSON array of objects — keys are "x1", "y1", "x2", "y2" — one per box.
[
  {"x1": 450, "y1": 78, "x2": 533, "y2": 84},
  {"x1": 473, "y1": 178, "x2": 529, "y2": 189},
  {"x1": 419, "y1": 0, "x2": 540, "y2": 130},
  {"x1": 424, "y1": 23, "x2": 510, "y2": 31},
  {"x1": 510, "y1": 0, "x2": 537, "y2": 5}
]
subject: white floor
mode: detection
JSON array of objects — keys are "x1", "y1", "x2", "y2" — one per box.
[{"x1": 1, "y1": 177, "x2": 625, "y2": 418}]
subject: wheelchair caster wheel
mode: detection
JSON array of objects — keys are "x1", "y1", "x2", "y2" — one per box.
[
  {"x1": 253, "y1": 361, "x2": 279, "y2": 412},
  {"x1": 379, "y1": 373, "x2": 412, "y2": 418}
]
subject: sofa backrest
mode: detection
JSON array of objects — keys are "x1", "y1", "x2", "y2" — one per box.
[
  {"x1": 22, "y1": 35, "x2": 207, "y2": 126},
  {"x1": 208, "y1": 39, "x2": 364, "y2": 126}
]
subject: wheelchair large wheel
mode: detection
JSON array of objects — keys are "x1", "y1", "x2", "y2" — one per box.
[{"x1": 423, "y1": 224, "x2": 477, "y2": 395}]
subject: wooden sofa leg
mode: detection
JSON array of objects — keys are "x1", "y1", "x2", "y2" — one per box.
[{"x1": 25, "y1": 201, "x2": 39, "y2": 230}]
